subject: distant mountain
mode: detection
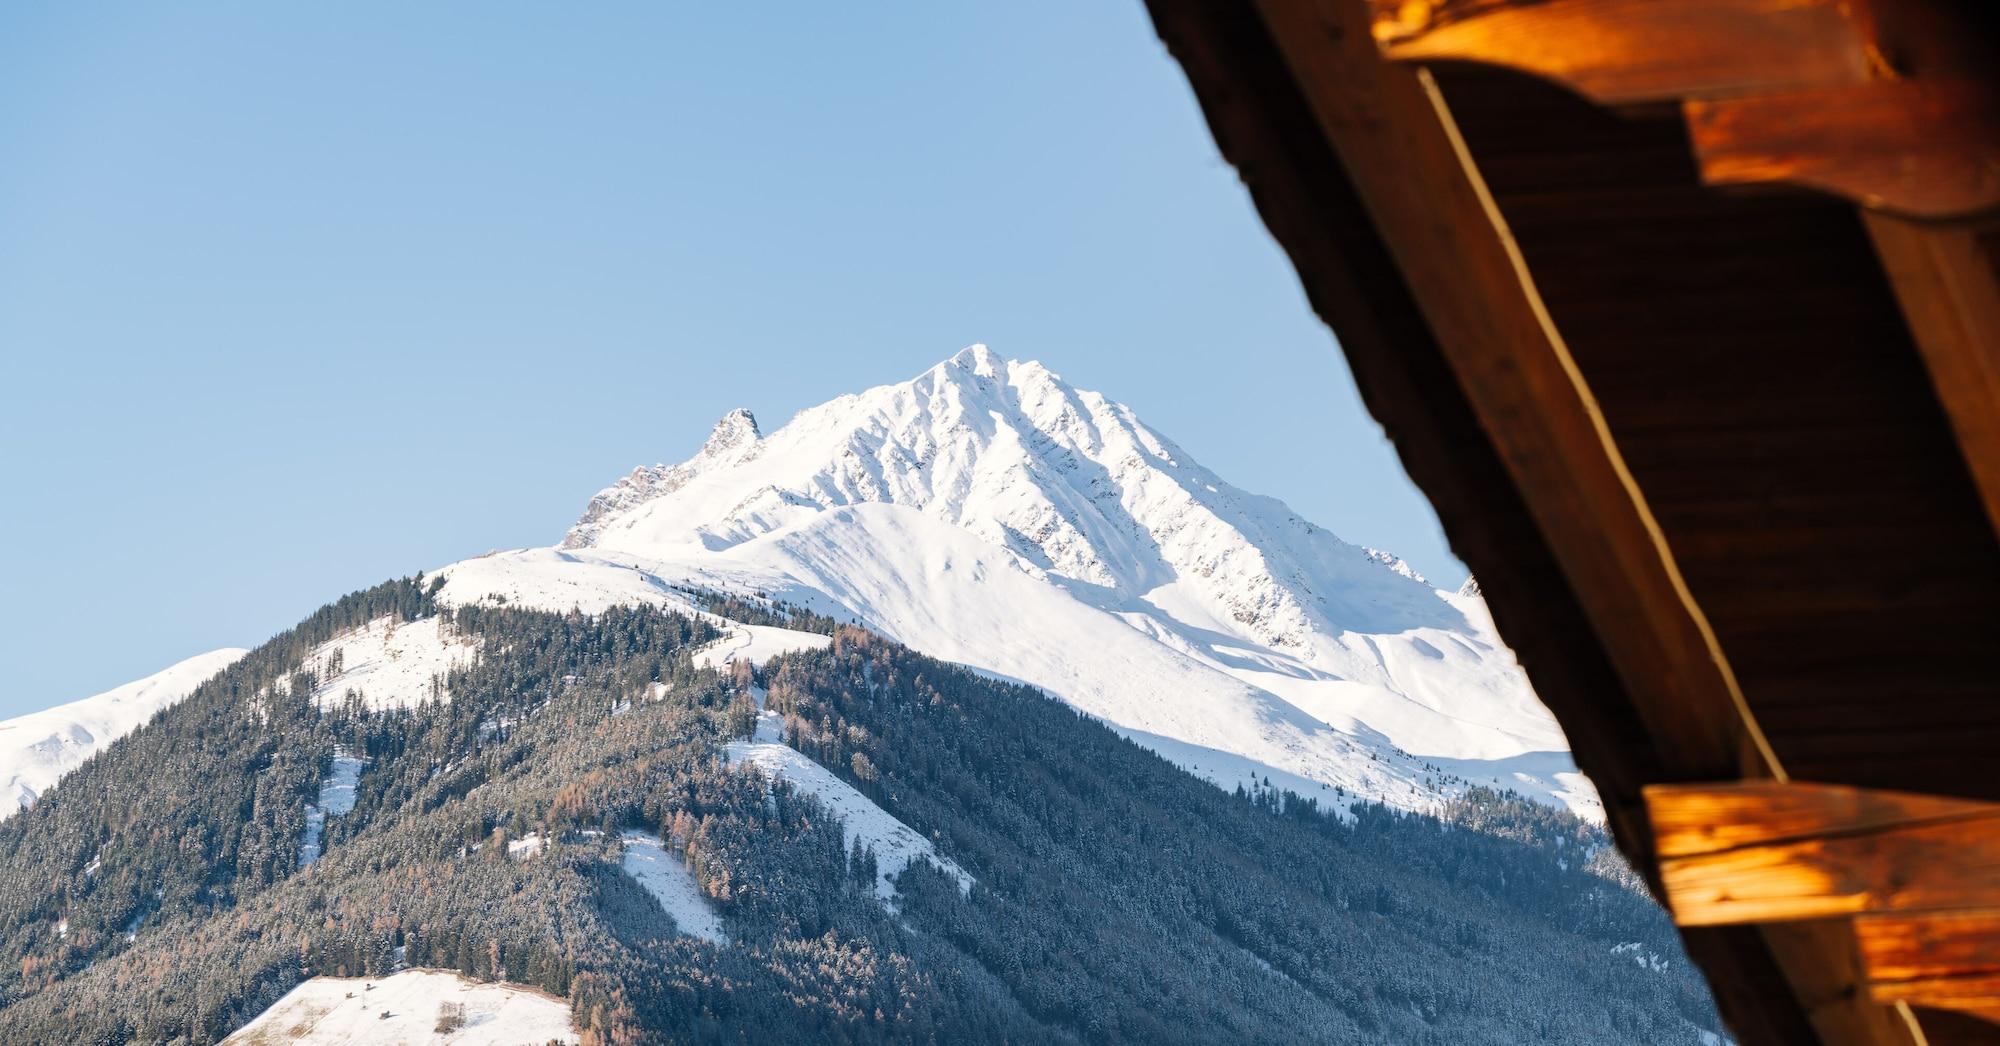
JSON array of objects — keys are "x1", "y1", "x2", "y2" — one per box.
[
  {"x1": 443, "y1": 346, "x2": 1595, "y2": 818},
  {"x1": 0, "y1": 648, "x2": 247, "y2": 819},
  {"x1": 0, "y1": 349, "x2": 1717, "y2": 1045}
]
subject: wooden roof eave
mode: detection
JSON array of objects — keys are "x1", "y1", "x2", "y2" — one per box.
[{"x1": 1140, "y1": 0, "x2": 2000, "y2": 1042}]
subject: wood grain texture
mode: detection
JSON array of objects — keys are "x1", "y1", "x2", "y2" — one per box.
[
  {"x1": 1370, "y1": 0, "x2": 1870, "y2": 104},
  {"x1": 1646, "y1": 783, "x2": 2000, "y2": 926},
  {"x1": 1688, "y1": 78, "x2": 2000, "y2": 219},
  {"x1": 1649, "y1": 781, "x2": 2000, "y2": 859},
  {"x1": 1860, "y1": 911, "x2": 2000, "y2": 1032}
]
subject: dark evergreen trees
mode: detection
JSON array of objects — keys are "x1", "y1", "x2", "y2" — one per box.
[{"x1": 0, "y1": 590, "x2": 1725, "y2": 1045}]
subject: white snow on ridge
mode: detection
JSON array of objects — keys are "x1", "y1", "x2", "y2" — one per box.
[
  {"x1": 433, "y1": 548, "x2": 699, "y2": 617},
  {"x1": 619, "y1": 831, "x2": 728, "y2": 944},
  {"x1": 0, "y1": 648, "x2": 248, "y2": 821},
  {"x1": 428, "y1": 348, "x2": 1598, "y2": 820},
  {"x1": 222, "y1": 968, "x2": 577, "y2": 1045}
]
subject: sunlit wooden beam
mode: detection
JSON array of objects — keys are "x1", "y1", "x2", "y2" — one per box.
[
  {"x1": 1647, "y1": 782, "x2": 2000, "y2": 927},
  {"x1": 1368, "y1": 0, "x2": 1870, "y2": 105},
  {"x1": 1688, "y1": 79, "x2": 2000, "y2": 220},
  {"x1": 1857, "y1": 911, "x2": 2000, "y2": 1029}
]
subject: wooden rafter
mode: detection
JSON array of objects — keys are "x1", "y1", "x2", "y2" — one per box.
[
  {"x1": 1864, "y1": 214, "x2": 2000, "y2": 543},
  {"x1": 1859, "y1": 911, "x2": 2000, "y2": 1024},
  {"x1": 1369, "y1": 0, "x2": 1872, "y2": 105},
  {"x1": 1688, "y1": 79, "x2": 2000, "y2": 220},
  {"x1": 1368, "y1": 0, "x2": 2000, "y2": 219},
  {"x1": 1648, "y1": 782, "x2": 2000, "y2": 926}
]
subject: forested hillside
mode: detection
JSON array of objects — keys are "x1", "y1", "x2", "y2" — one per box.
[{"x1": 0, "y1": 584, "x2": 1724, "y2": 1044}]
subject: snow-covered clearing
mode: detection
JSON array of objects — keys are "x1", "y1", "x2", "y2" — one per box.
[
  {"x1": 222, "y1": 968, "x2": 577, "y2": 1045},
  {"x1": 300, "y1": 616, "x2": 476, "y2": 711},
  {"x1": 618, "y1": 831, "x2": 727, "y2": 944},
  {"x1": 692, "y1": 623, "x2": 831, "y2": 672}
]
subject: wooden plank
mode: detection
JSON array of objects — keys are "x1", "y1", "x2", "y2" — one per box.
[
  {"x1": 1369, "y1": 0, "x2": 1870, "y2": 105},
  {"x1": 1650, "y1": 781, "x2": 2000, "y2": 858},
  {"x1": 1646, "y1": 782, "x2": 2000, "y2": 925},
  {"x1": 1859, "y1": 911, "x2": 2000, "y2": 1030},
  {"x1": 1864, "y1": 214, "x2": 2000, "y2": 544},
  {"x1": 1687, "y1": 79, "x2": 2000, "y2": 220},
  {"x1": 1860, "y1": 911, "x2": 2000, "y2": 1000},
  {"x1": 1251, "y1": 0, "x2": 1779, "y2": 784}
]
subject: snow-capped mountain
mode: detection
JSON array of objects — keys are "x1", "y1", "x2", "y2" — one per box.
[
  {"x1": 0, "y1": 648, "x2": 248, "y2": 819},
  {"x1": 436, "y1": 346, "x2": 1596, "y2": 819}
]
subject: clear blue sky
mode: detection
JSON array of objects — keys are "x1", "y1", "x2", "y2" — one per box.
[{"x1": 0, "y1": 2, "x2": 1465, "y2": 716}]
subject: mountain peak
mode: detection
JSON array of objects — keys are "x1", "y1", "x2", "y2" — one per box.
[
  {"x1": 941, "y1": 343, "x2": 1000, "y2": 378},
  {"x1": 701, "y1": 408, "x2": 761, "y2": 461},
  {"x1": 565, "y1": 347, "x2": 1462, "y2": 646}
]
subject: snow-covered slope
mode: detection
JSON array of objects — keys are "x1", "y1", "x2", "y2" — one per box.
[
  {"x1": 222, "y1": 969, "x2": 577, "y2": 1045},
  {"x1": 619, "y1": 831, "x2": 729, "y2": 944},
  {"x1": 435, "y1": 347, "x2": 1597, "y2": 820},
  {"x1": 0, "y1": 649, "x2": 248, "y2": 819},
  {"x1": 727, "y1": 685, "x2": 974, "y2": 905}
]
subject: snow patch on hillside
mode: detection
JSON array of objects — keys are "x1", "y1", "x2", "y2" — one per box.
[
  {"x1": 727, "y1": 696, "x2": 973, "y2": 904},
  {"x1": 0, "y1": 648, "x2": 248, "y2": 820},
  {"x1": 222, "y1": 968, "x2": 577, "y2": 1045},
  {"x1": 1611, "y1": 941, "x2": 1673, "y2": 973},
  {"x1": 299, "y1": 748, "x2": 366, "y2": 868},
  {"x1": 619, "y1": 831, "x2": 727, "y2": 944},
  {"x1": 692, "y1": 624, "x2": 831, "y2": 672},
  {"x1": 434, "y1": 548, "x2": 697, "y2": 616},
  {"x1": 300, "y1": 616, "x2": 475, "y2": 710}
]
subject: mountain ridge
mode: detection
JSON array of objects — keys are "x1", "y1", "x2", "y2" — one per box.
[
  {"x1": 441, "y1": 346, "x2": 1596, "y2": 819},
  {"x1": 0, "y1": 648, "x2": 248, "y2": 820},
  {"x1": 0, "y1": 347, "x2": 1594, "y2": 822}
]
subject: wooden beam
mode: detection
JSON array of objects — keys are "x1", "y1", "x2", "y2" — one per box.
[
  {"x1": 1687, "y1": 78, "x2": 2000, "y2": 220},
  {"x1": 1864, "y1": 214, "x2": 2000, "y2": 542},
  {"x1": 1858, "y1": 911, "x2": 2000, "y2": 1028},
  {"x1": 1648, "y1": 782, "x2": 2000, "y2": 926},
  {"x1": 1369, "y1": 0, "x2": 1872, "y2": 105}
]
